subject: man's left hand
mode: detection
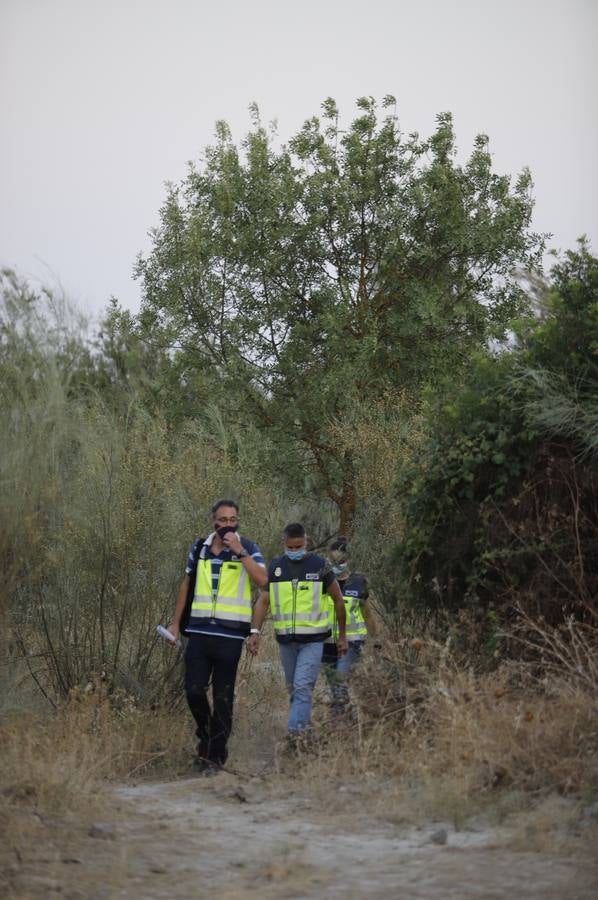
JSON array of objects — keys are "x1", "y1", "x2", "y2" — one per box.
[{"x1": 246, "y1": 633, "x2": 260, "y2": 655}]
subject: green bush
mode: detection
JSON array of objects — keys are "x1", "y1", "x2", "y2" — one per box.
[{"x1": 389, "y1": 242, "x2": 598, "y2": 635}]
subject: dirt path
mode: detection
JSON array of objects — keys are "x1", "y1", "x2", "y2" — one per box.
[{"x1": 7, "y1": 770, "x2": 596, "y2": 899}]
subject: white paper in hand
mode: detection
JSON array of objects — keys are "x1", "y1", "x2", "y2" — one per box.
[{"x1": 156, "y1": 624, "x2": 182, "y2": 649}]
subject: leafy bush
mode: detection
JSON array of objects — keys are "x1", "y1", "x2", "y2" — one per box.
[{"x1": 388, "y1": 242, "x2": 598, "y2": 634}]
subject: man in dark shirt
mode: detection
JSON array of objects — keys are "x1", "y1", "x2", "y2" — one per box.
[
  {"x1": 248, "y1": 523, "x2": 347, "y2": 736},
  {"x1": 322, "y1": 536, "x2": 378, "y2": 716},
  {"x1": 168, "y1": 499, "x2": 267, "y2": 774}
]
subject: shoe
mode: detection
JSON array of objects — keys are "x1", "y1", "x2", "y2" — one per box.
[
  {"x1": 283, "y1": 730, "x2": 314, "y2": 755},
  {"x1": 192, "y1": 757, "x2": 222, "y2": 777}
]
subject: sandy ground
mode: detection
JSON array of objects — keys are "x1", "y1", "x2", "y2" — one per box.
[{"x1": 3, "y1": 769, "x2": 597, "y2": 899}]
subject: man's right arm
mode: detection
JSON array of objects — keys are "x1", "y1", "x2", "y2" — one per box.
[
  {"x1": 247, "y1": 589, "x2": 270, "y2": 655},
  {"x1": 168, "y1": 574, "x2": 191, "y2": 643}
]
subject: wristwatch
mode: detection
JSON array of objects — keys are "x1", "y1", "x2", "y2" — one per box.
[{"x1": 237, "y1": 548, "x2": 249, "y2": 558}]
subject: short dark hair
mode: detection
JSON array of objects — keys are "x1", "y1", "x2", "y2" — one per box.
[
  {"x1": 283, "y1": 522, "x2": 306, "y2": 539},
  {"x1": 211, "y1": 498, "x2": 239, "y2": 516},
  {"x1": 329, "y1": 536, "x2": 348, "y2": 554}
]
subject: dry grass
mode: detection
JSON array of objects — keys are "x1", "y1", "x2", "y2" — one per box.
[
  {"x1": 229, "y1": 632, "x2": 289, "y2": 772},
  {"x1": 0, "y1": 676, "x2": 192, "y2": 882},
  {"x1": 1, "y1": 618, "x2": 597, "y2": 883},
  {"x1": 261, "y1": 620, "x2": 598, "y2": 841},
  {"x1": 397, "y1": 621, "x2": 598, "y2": 798}
]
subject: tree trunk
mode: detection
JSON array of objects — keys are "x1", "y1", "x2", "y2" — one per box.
[{"x1": 337, "y1": 461, "x2": 356, "y2": 538}]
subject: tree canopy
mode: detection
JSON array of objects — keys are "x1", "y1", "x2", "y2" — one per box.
[{"x1": 135, "y1": 97, "x2": 544, "y2": 533}]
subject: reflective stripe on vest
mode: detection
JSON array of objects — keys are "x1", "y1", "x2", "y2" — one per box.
[
  {"x1": 329, "y1": 593, "x2": 367, "y2": 642},
  {"x1": 190, "y1": 559, "x2": 252, "y2": 627},
  {"x1": 269, "y1": 579, "x2": 329, "y2": 636}
]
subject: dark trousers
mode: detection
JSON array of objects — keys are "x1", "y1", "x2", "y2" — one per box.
[{"x1": 184, "y1": 633, "x2": 244, "y2": 765}]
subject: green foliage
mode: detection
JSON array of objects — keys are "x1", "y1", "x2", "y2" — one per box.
[
  {"x1": 135, "y1": 97, "x2": 543, "y2": 532},
  {"x1": 514, "y1": 239, "x2": 598, "y2": 456},
  {"x1": 5, "y1": 100, "x2": 592, "y2": 697},
  {"x1": 389, "y1": 243, "x2": 598, "y2": 628},
  {"x1": 517, "y1": 237, "x2": 598, "y2": 382},
  {"x1": 0, "y1": 274, "x2": 291, "y2": 702},
  {"x1": 390, "y1": 352, "x2": 538, "y2": 613}
]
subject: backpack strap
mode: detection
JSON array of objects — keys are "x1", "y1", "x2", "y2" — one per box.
[{"x1": 180, "y1": 538, "x2": 204, "y2": 636}]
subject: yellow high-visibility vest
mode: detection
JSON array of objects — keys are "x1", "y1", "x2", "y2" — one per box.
[
  {"x1": 190, "y1": 559, "x2": 252, "y2": 630},
  {"x1": 328, "y1": 576, "x2": 368, "y2": 642},
  {"x1": 269, "y1": 579, "x2": 330, "y2": 638}
]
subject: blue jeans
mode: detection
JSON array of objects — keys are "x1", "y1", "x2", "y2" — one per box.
[
  {"x1": 322, "y1": 641, "x2": 363, "y2": 715},
  {"x1": 278, "y1": 640, "x2": 324, "y2": 733}
]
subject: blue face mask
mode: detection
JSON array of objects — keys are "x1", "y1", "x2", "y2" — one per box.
[
  {"x1": 285, "y1": 549, "x2": 306, "y2": 561},
  {"x1": 332, "y1": 563, "x2": 348, "y2": 575}
]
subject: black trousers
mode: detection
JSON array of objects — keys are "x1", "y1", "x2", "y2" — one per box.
[{"x1": 184, "y1": 633, "x2": 244, "y2": 765}]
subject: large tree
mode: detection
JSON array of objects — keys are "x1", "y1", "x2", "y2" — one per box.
[{"x1": 135, "y1": 97, "x2": 543, "y2": 534}]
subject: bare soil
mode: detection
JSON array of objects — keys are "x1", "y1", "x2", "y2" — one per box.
[{"x1": 3, "y1": 769, "x2": 597, "y2": 899}]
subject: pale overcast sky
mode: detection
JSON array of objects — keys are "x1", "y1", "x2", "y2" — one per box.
[{"x1": 1, "y1": 0, "x2": 596, "y2": 317}]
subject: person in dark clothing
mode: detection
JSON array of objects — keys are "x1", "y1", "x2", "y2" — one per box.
[
  {"x1": 322, "y1": 537, "x2": 378, "y2": 718},
  {"x1": 168, "y1": 499, "x2": 267, "y2": 774},
  {"x1": 248, "y1": 523, "x2": 347, "y2": 736}
]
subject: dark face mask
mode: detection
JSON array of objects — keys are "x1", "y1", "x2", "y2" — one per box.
[{"x1": 216, "y1": 525, "x2": 238, "y2": 540}]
